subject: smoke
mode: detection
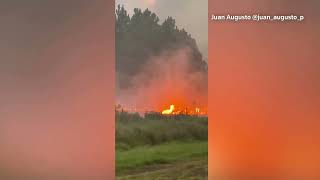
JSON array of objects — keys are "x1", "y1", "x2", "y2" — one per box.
[{"x1": 116, "y1": 47, "x2": 207, "y2": 113}]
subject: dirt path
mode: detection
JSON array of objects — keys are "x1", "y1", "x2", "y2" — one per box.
[{"x1": 117, "y1": 159, "x2": 208, "y2": 180}]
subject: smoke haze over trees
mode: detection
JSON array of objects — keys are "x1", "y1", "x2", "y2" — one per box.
[{"x1": 116, "y1": 5, "x2": 208, "y2": 111}]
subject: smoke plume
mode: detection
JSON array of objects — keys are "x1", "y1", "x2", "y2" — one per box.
[{"x1": 116, "y1": 47, "x2": 208, "y2": 113}]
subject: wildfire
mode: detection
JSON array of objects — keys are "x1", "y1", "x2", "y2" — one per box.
[
  {"x1": 161, "y1": 104, "x2": 206, "y2": 116},
  {"x1": 162, "y1": 104, "x2": 175, "y2": 114}
]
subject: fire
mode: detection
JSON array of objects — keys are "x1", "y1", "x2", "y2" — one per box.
[
  {"x1": 161, "y1": 104, "x2": 207, "y2": 116},
  {"x1": 162, "y1": 104, "x2": 175, "y2": 114}
]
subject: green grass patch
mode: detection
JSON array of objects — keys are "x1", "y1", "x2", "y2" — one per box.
[
  {"x1": 116, "y1": 141, "x2": 207, "y2": 175},
  {"x1": 116, "y1": 112, "x2": 208, "y2": 178}
]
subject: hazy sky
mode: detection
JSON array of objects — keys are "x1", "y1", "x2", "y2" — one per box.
[{"x1": 116, "y1": 0, "x2": 208, "y2": 59}]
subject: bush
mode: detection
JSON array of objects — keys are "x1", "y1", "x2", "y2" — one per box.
[{"x1": 116, "y1": 111, "x2": 208, "y2": 150}]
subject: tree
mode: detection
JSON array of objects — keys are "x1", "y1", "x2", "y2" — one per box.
[{"x1": 115, "y1": 6, "x2": 207, "y2": 89}]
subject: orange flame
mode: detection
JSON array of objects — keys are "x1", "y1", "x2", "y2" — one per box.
[{"x1": 162, "y1": 104, "x2": 175, "y2": 114}]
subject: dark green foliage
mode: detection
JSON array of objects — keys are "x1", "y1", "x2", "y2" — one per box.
[
  {"x1": 115, "y1": 5, "x2": 207, "y2": 89},
  {"x1": 115, "y1": 110, "x2": 142, "y2": 122}
]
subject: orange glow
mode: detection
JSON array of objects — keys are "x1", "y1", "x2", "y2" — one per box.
[
  {"x1": 160, "y1": 104, "x2": 207, "y2": 115},
  {"x1": 208, "y1": 1, "x2": 320, "y2": 177}
]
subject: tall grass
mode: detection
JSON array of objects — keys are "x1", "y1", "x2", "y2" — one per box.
[{"x1": 116, "y1": 111, "x2": 208, "y2": 150}]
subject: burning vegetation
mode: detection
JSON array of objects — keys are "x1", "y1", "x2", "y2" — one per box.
[
  {"x1": 161, "y1": 104, "x2": 207, "y2": 116},
  {"x1": 162, "y1": 104, "x2": 175, "y2": 114},
  {"x1": 116, "y1": 6, "x2": 207, "y2": 117}
]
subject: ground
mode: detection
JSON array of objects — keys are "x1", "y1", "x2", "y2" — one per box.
[
  {"x1": 116, "y1": 113, "x2": 208, "y2": 179},
  {"x1": 117, "y1": 158, "x2": 207, "y2": 180}
]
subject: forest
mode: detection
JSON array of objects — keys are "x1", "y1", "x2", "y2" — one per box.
[{"x1": 116, "y1": 5, "x2": 207, "y2": 90}]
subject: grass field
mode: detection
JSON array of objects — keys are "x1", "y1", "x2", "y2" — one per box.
[{"x1": 116, "y1": 112, "x2": 208, "y2": 179}]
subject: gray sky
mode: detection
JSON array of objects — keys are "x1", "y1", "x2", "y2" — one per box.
[{"x1": 116, "y1": 0, "x2": 208, "y2": 59}]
